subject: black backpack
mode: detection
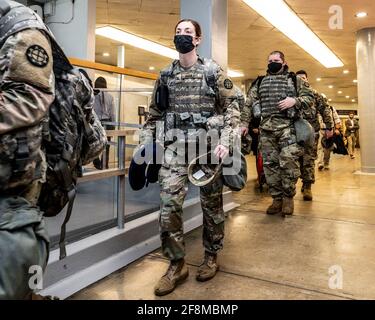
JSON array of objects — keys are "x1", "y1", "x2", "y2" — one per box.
[{"x1": 0, "y1": 1, "x2": 107, "y2": 259}]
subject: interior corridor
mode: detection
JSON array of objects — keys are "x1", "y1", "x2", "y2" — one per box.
[{"x1": 70, "y1": 149, "x2": 375, "y2": 300}]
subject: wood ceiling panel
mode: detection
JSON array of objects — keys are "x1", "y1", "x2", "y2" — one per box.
[{"x1": 95, "y1": 0, "x2": 375, "y2": 103}]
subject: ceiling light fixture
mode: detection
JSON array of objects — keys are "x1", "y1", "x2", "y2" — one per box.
[
  {"x1": 242, "y1": 0, "x2": 344, "y2": 68},
  {"x1": 353, "y1": 79, "x2": 358, "y2": 83},
  {"x1": 343, "y1": 70, "x2": 349, "y2": 74},
  {"x1": 97, "y1": 26, "x2": 244, "y2": 78},
  {"x1": 316, "y1": 78, "x2": 322, "y2": 81},
  {"x1": 96, "y1": 26, "x2": 179, "y2": 59},
  {"x1": 352, "y1": 99, "x2": 356, "y2": 102},
  {"x1": 338, "y1": 91, "x2": 343, "y2": 94},
  {"x1": 346, "y1": 96, "x2": 350, "y2": 99},
  {"x1": 355, "y1": 12, "x2": 368, "y2": 18},
  {"x1": 228, "y1": 70, "x2": 245, "y2": 78},
  {"x1": 103, "y1": 52, "x2": 110, "y2": 57},
  {"x1": 149, "y1": 66, "x2": 155, "y2": 71},
  {"x1": 328, "y1": 85, "x2": 333, "y2": 89}
]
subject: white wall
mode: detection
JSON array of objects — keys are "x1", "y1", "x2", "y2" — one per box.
[{"x1": 46, "y1": 0, "x2": 96, "y2": 61}]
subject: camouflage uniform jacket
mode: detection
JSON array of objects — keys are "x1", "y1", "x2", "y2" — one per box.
[
  {"x1": 140, "y1": 56, "x2": 240, "y2": 149},
  {"x1": 0, "y1": 26, "x2": 55, "y2": 191},
  {"x1": 241, "y1": 67, "x2": 314, "y2": 131},
  {"x1": 303, "y1": 88, "x2": 334, "y2": 132}
]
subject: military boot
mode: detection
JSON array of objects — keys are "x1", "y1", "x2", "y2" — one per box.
[
  {"x1": 266, "y1": 198, "x2": 283, "y2": 215},
  {"x1": 302, "y1": 183, "x2": 313, "y2": 201},
  {"x1": 154, "y1": 258, "x2": 189, "y2": 296},
  {"x1": 196, "y1": 252, "x2": 219, "y2": 282},
  {"x1": 282, "y1": 197, "x2": 294, "y2": 216}
]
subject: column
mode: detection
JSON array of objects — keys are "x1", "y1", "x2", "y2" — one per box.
[
  {"x1": 45, "y1": 0, "x2": 96, "y2": 61},
  {"x1": 356, "y1": 28, "x2": 375, "y2": 173},
  {"x1": 180, "y1": 0, "x2": 228, "y2": 71}
]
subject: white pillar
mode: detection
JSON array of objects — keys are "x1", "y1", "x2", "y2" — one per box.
[
  {"x1": 356, "y1": 28, "x2": 375, "y2": 173},
  {"x1": 180, "y1": 0, "x2": 228, "y2": 71},
  {"x1": 45, "y1": 0, "x2": 96, "y2": 61}
]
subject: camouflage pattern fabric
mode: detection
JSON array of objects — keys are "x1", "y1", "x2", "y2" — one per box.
[
  {"x1": 141, "y1": 57, "x2": 239, "y2": 260},
  {"x1": 0, "y1": 196, "x2": 49, "y2": 300},
  {"x1": 299, "y1": 133, "x2": 319, "y2": 184},
  {"x1": 0, "y1": 28, "x2": 54, "y2": 192},
  {"x1": 299, "y1": 89, "x2": 333, "y2": 184},
  {"x1": 249, "y1": 67, "x2": 312, "y2": 199},
  {"x1": 0, "y1": 9, "x2": 54, "y2": 296},
  {"x1": 302, "y1": 89, "x2": 334, "y2": 132},
  {"x1": 260, "y1": 127, "x2": 304, "y2": 199},
  {"x1": 159, "y1": 148, "x2": 224, "y2": 261},
  {"x1": 140, "y1": 56, "x2": 240, "y2": 148}
]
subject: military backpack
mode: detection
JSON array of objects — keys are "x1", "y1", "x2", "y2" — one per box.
[{"x1": 0, "y1": 1, "x2": 106, "y2": 259}]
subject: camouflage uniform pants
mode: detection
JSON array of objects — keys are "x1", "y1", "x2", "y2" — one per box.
[
  {"x1": 260, "y1": 127, "x2": 304, "y2": 199},
  {"x1": 0, "y1": 193, "x2": 49, "y2": 300},
  {"x1": 299, "y1": 132, "x2": 319, "y2": 184},
  {"x1": 158, "y1": 148, "x2": 225, "y2": 261}
]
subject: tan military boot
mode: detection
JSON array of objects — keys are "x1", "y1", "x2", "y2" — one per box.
[
  {"x1": 196, "y1": 252, "x2": 219, "y2": 282},
  {"x1": 282, "y1": 197, "x2": 294, "y2": 216},
  {"x1": 302, "y1": 183, "x2": 313, "y2": 201},
  {"x1": 154, "y1": 259, "x2": 189, "y2": 296},
  {"x1": 266, "y1": 198, "x2": 283, "y2": 215}
]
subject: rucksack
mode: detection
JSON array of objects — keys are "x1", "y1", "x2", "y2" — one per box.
[{"x1": 0, "y1": 1, "x2": 107, "y2": 259}]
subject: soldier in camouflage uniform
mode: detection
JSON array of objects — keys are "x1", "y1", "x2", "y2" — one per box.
[
  {"x1": 295, "y1": 70, "x2": 333, "y2": 201},
  {"x1": 140, "y1": 19, "x2": 240, "y2": 296},
  {"x1": 0, "y1": 1, "x2": 55, "y2": 299},
  {"x1": 242, "y1": 51, "x2": 314, "y2": 216}
]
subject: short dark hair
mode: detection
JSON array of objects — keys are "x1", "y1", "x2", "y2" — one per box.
[
  {"x1": 175, "y1": 19, "x2": 202, "y2": 38},
  {"x1": 296, "y1": 70, "x2": 308, "y2": 77},
  {"x1": 269, "y1": 50, "x2": 285, "y2": 62},
  {"x1": 95, "y1": 77, "x2": 107, "y2": 89}
]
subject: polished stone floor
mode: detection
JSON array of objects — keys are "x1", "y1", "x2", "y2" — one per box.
[{"x1": 70, "y1": 150, "x2": 375, "y2": 300}]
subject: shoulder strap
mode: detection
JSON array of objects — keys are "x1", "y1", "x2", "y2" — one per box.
[
  {"x1": 160, "y1": 60, "x2": 178, "y2": 84},
  {"x1": 288, "y1": 72, "x2": 298, "y2": 93},
  {"x1": 202, "y1": 58, "x2": 218, "y2": 91},
  {"x1": 252, "y1": 75, "x2": 265, "y2": 91}
]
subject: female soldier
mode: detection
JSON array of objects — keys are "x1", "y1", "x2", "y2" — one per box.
[{"x1": 140, "y1": 19, "x2": 240, "y2": 296}]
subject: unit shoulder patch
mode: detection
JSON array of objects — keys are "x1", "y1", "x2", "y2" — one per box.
[
  {"x1": 26, "y1": 45, "x2": 49, "y2": 68},
  {"x1": 224, "y1": 78, "x2": 233, "y2": 90}
]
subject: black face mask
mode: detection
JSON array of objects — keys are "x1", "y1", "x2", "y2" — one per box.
[
  {"x1": 174, "y1": 35, "x2": 195, "y2": 54},
  {"x1": 268, "y1": 62, "x2": 283, "y2": 74}
]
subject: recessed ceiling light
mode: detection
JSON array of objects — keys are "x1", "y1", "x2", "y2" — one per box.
[
  {"x1": 338, "y1": 91, "x2": 343, "y2": 94},
  {"x1": 352, "y1": 99, "x2": 356, "y2": 102},
  {"x1": 355, "y1": 12, "x2": 368, "y2": 18},
  {"x1": 328, "y1": 85, "x2": 333, "y2": 89},
  {"x1": 346, "y1": 96, "x2": 350, "y2": 99},
  {"x1": 343, "y1": 70, "x2": 349, "y2": 74},
  {"x1": 242, "y1": 0, "x2": 344, "y2": 68},
  {"x1": 96, "y1": 26, "x2": 179, "y2": 59},
  {"x1": 353, "y1": 79, "x2": 358, "y2": 83},
  {"x1": 149, "y1": 66, "x2": 155, "y2": 71},
  {"x1": 103, "y1": 52, "x2": 110, "y2": 57},
  {"x1": 316, "y1": 78, "x2": 322, "y2": 82},
  {"x1": 228, "y1": 69, "x2": 244, "y2": 78},
  {"x1": 328, "y1": 99, "x2": 332, "y2": 102}
]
